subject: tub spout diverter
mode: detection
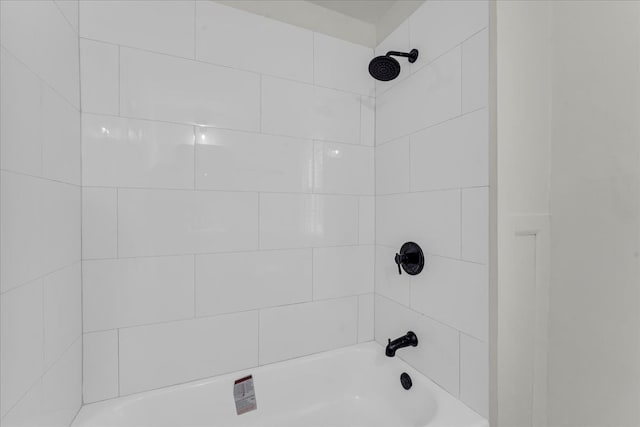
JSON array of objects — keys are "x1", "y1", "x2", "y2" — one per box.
[{"x1": 385, "y1": 331, "x2": 418, "y2": 357}]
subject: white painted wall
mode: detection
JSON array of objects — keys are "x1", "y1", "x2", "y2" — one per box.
[
  {"x1": 78, "y1": 0, "x2": 376, "y2": 403},
  {"x1": 0, "y1": 1, "x2": 82, "y2": 425},
  {"x1": 374, "y1": 0, "x2": 490, "y2": 418}
]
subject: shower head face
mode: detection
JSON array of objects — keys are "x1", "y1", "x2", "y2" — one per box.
[{"x1": 368, "y1": 55, "x2": 401, "y2": 81}]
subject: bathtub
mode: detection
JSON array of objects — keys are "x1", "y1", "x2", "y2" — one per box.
[{"x1": 72, "y1": 342, "x2": 487, "y2": 427}]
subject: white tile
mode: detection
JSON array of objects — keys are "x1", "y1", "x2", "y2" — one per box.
[
  {"x1": 0, "y1": 49, "x2": 42, "y2": 177},
  {"x1": 79, "y1": 39, "x2": 119, "y2": 115},
  {"x1": 359, "y1": 196, "x2": 375, "y2": 245},
  {"x1": 120, "y1": 47, "x2": 260, "y2": 130},
  {"x1": 41, "y1": 180, "x2": 81, "y2": 274},
  {"x1": 0, "y1": 0, "x2": 79, "y2": 107},
  {"x1": 118, "y1": 189, "x2": 258, "y2": 257},
  {"x1": 411, "y1": 256, "x2": 488, "y2": 341},
  {"x1": 41, "y1": 338, "x2": 82, "y2": 426},
  {"x1": 376, "y1": 47, "x2": 461, "y2": 144},
  {"x1": 262, "y1": 76, "x2": 361, "y2": 144},
  {"x1": 410, "y1": 109, "x2": 488, "y2": 191},
  {"x1": 360, "y1": 96, "x2": 375, "y2": 146},
  {"x1": 42, "y1": 84, "x2": 81, "y2": 185},
  {"x1": 196, "y1": 249, "x2": 311, "y2": 316},
  {"x1": 376, "y1": 136, "x2": 411, "y2": 195},
  {"x1": 82, "y1": 187, "x2": 117, "y2": 260},
  {"x1": 314, "y1": 33, "x2": 374, "y2": 96},
  {"x1": 119, "y1": 313, "x2": 259, "y2": 395},
  {"x1": 83, "y1": 256, "x2": 194, "y2": 331},
  {"x1": 196, "y1": 1, "x2": 313, "y2": 82},
  {"x1": 259, "y1": 297, "x2": 357, "y2": 364},
  {"x1": 313, "y1": 246, "x2": 374, "y2": 299},
  {"x1": 374, "y1": 20, "x2": 411, "y2": 94},
  {"x1": 0, "y1": 377, "x2": 43, "y2": 427},
  {"x1": 0, "y1": 280, "x2": 44, "y2": 417},
  {"x1": 43, "y1": 263, "x2": 81, "y2": 369},
  {"x1": 54, "y1": 0, "x2": 79, "y2": 32},
  {"x1": 374, "y1": 295, "x2": 459, "y2": 396},
  {"x1": 460, "y1": 334, "x2": 489, "y2": 418},
  {"x1": 409, "y1": 0, "x2": 488, "y2": 72},
  {"x1": 195, "y1": 128, "x2": 313, "y2": 193},
  {"x1": 313, "y1": 141, "x2": 374, "y2": 195},
  {"x1": 358, "y1": 293, "x2": 374, "y2": 342},
  {"x1": 82, "y1": 114, "x2": 195, "y2": 189},
  {"x1": 375, "y1": 245, "x2": 411, "y2": 306},
  {"x1": 0, "y1": 172, "x2": 44, "y2": 293},
  {"x1": 259, "y1": 193, "x2": 358, "y2": 249},
  {"x1": 462, "y1": 29, "x2": 488, "y2": 113},
  {"x1": 79, "y1": 0, "x2": 195, "y2": 58},
  {"x1": 83, "y1": 331, "x2": 119, "y2": 403},
  {"x1": 376, "y1": 190, "x2": 461, "y2": 258},
  {"x1": 462, "y1": 187, "x2": 489, "y2": 264}
]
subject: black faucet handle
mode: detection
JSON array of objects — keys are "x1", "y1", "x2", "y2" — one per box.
[{"x1": 394, "y1": 253, "x2": 404, "y2": 275}]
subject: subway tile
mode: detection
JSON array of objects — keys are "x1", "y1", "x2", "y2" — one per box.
[
  {"x1": 259, "y1": 193, "x2": 358, "y2": 249},
  {"x1": 359, "y1": 196, "x2": 375, "y2": 245},
  {"x1": 119, "y1": 312, "x2": 259, "y2": 395},
  {"x1": 43, "y1": 263, "x2": 81, "y2": 369},
  {"x1": 195, "y1": 249, "x2": 312, "y2": 317},
  {"x1": 409, "y1": 0, "x2": 488, "y2": 71},
  {"x1": 376, "y1": 190, "x2": 461, "y2": 258},
  {"x1": 82, "y1": 187, "x2": 117, "y2": 260},
  {"x1": 374, "y1": 20, "x2": 411, "y2": 94},
  {"x1": 313, "y1": 141, "x2": 374, "y2": 195},
  {"x1": 40, "y1": 338, "x2": 82, "y2": 426},
  {"x1": 376, "y1": 47, "x2": 462, "y2": 144},
  {"x1": 358, "y1": 293, "x2": 374, "y2": 342},
  {"x1": 41, "y1": 180, "x2": 81, "y2": 274},
  {"x1": 41, "y1": 83, "x2": 81, "y2": 185},
  {"x1": 83, "y1": 331, "x2": 119, "y2": 403},
  {"x1": 120, "y1": 47, "x2": 260, "y2": 130},
  {"x1": 462, "y1": 29, "x2": 489, "y2": 113},
  {"x1": 313, "y1": 246, "x2": 374, "y2": 299},
  {"x1": 460, "y1": 334, "x2": 489, "y2": 418},
  {"x1": 196, "y1": 1, "x2": 313, "y2": 82},
  {"x1": 79, "y1": 0, "x2": 195, "y2": 58},
  {"x1": 118, "y1": 189, "x2": 258, "y2": 257},
  {"x1": 262, "y1": 76, "x2": 361, "y2": 144},
  {"x1": 0, "y1": 0, "x2": 79, "y2": 107},
  {"x1": 462, "y1": 187, "x2": 489, "y2": 264},
  {"x1": 374, "y1": 295, "x2": 459, "y2": 396},
  {"x1": 82, "y1": 114, "x2": 195, "y2": 189},
  {"x1": 360, "y1": 96, "x2": 375, "y2": 146},
  {"x1": 82, "y1": 256, "x2": 194, "y2": 331},
  {"x1": 375, "y1": 136, "x2": 411, "y2": 195},
  {"x1": 410, "y1": 256, "x2": 488, "y2": 341},
  {"x1": 259, "y1": 297, "x2": 357, "y2": 364},
  {"x1": 0, "y1": 49, "x2": 42, "y2": 177},
  {"x1": 410, "y1": 108, "x2": 488, "y2": 191},
  {"x1": 0, "y1": 279, "x2": 44, "y2": 418},
  {"x1": 54, "y1": 0, "x2": 79, "y2": 32},
  {"x1": 195, "y1": 128, "x2": 313, "y2": 193},
  {"x1": 0, "y1": 172, "x2": 44, "y2": 292},
  {"x1": 79, "y1": 39, "x2": 119, "y2": 115},
  {"x1": 0, "y1": 376, "x2": 43, "y2": 427},
  {"x1": 314, "y1": 33, "x2": 374, "y2": 96},
  {"x1": 375, "y1": 245, "x2": 411, "y2": 306}
]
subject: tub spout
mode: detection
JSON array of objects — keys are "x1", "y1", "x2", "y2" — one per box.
[{"x1": 385, "y1": 331, "x2": 418, "y2": 357}]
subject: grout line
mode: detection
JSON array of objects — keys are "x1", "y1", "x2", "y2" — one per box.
[
  {"x1": 460, "y1": 189, "x2": 464, "y2": 258},
  {"x1": 458, "y1": 332, "x2": 462, "y2": 396},
  {"x1": 193, "y1": 255, "x2": 197, "y2": 318},
  {"x1": 117, "y1": 329, "x2": 121, "y2": 396},
  {"x1": 192, "y1": 1, "x2": 197, "y2": 60},
  {"x1": 116, "y1": 188, "x2": 119, "y2": 258},
  {"x1": 0, "y1": 260, "x2": 82, "y2": 296},
  {"x1": 0, "y1": 168, "x2": 82, "y2": 188},
  {"x1": 118, "y1": 45, "x2": 121, "y2": 116}
]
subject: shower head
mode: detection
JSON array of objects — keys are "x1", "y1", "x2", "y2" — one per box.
[{"x1": 368, "y1": 49, "x2": 419, "y2": 81}]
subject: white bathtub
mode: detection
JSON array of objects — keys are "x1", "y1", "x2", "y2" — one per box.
[{"x1": 72, "y1": 342, "x2": 487, "y2": 427}]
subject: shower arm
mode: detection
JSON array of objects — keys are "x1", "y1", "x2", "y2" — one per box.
[
  {"x1": 386, "y1": 51, "x2": 411, "y2": 58},
  {"x1": 385, "y1": 49, "x2": 419, "y2": 63}
]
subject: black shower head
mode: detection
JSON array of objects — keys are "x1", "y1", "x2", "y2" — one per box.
[{"x1": 368, "y1": 49, "x2": 419, "y2": 81}]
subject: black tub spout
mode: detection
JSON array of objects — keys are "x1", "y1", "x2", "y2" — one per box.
[{"x1": 385, "y1": 331, "x2": 418, "y2": 357}]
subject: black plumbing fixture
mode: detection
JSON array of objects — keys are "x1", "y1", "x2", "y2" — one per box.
[
  {"x1": 400, "y1": 372, "x2": 413, "y2": 390},
  {"x1": 394, "y1": 242, "x2": 424, "y2": 275},
  {"x1": 368, "y1": 49, "x2": 419, "y2": 81},
  {"x1": 385, "y1": 331, "x2": 418, "y2": 357}
]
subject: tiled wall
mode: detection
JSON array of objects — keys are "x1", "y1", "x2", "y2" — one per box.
[
  {"x1": 373, "y1": 0, "x2": 489, "y2": 418},
  {"x1": 79, "y1": 1, "x2": 375, "y2": 402},
  {"x1": 0, "y1": 1, "x2": 82, "y2": 426}
]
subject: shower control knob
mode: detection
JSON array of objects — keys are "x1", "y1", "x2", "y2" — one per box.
[{"x1": 394, "y1": 242, "x2": 424, "y2": 275}]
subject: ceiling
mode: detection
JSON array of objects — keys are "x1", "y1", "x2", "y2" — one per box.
[{"x1": 307, "y1": 1, "x2": 399, "y2": 25}]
